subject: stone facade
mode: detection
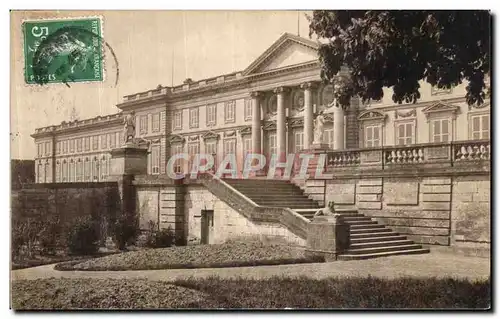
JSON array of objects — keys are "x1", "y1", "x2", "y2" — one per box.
[{"x1": 31, "y1": 32, "x2": 490, "y2": 183}]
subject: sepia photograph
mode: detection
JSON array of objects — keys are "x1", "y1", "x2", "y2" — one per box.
[{"x1": 9, "y1": 8, "x2": 491, "y2": 310}]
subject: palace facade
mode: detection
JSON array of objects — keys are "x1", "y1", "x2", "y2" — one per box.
[{"x1": 32, "y1": 33, "x2": 491, "y2": 183}]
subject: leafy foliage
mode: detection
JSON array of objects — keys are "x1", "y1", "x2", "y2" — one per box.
[
  {"x1": 113, "y1": 215, "x2": 137, "y2": 250},
  {"x1": 67, "y1": 217, "x2": 100, "y2": 255},
  {"x1": 145, "y1": 222, "x2": 175, "y2": 249},
  {"x1": 308, "y1": 10, "x2": 491, "y2": 108}
]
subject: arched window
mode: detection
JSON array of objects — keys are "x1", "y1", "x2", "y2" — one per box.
[
  {"x1": 92, "y1": 157, "x2": 99, "y2": 181},
  {"x1": 84, "y1": 157, "x2": 91, "y2": 181},
  {"x1": 55, "y1": 161, "x2": 61, "y2": 182},
  {"x1": 76, "y1": 159, "x2": 83, "y2": 182},
  {"x1": 62, "y1": 160, "x2": 67, "y2": 182},
  {"x1": 101, "y1": 156, "x2": 108, "y2": 180},
  {"x1": 44, "y1": 161, "x2": 50, "y2": 183},
  {"x1": 37, "y1": 161, "x2": 44, "y2": 183},
  {"x1": 69, "y1": 159, "x2": 75, "y2": 182}
]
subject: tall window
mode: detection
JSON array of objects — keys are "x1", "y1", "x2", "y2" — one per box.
[
  {"x1": 206, "y1": 104, "x2": 216, "y2": 126},
  {"x1": 244, "y1": 99, "x2": 252, "y2": 121},
  {"x1": 365, "y1": 125, "x2": 381, "y2": 147},
  {"x1": 109, "y1": 133, "x2": 116, "y2": 148},
  {"x1": 152, "y1": 113, "x2": 160, "y2": 132},
  {"x1": 173, "y1": 111, "x2": 182, "y2": 130},
  {"x1": 92, "y1": 158, "x2": 99, "y2": 181},
  {"x1": 37, "y1": 162, "x2": 43, "y2": 183},
  {"x1": 69, "y1": 160, "x2": 75, "y2": 182},
  {"x1": 37, "y1": 144, "x2": 43, "y2": 157},
  {"x1": 268, "y1": 133, "x2": 277, "y2": 156},
  {"x1": 225, "y1": 100, "x2": 236, "y2": 123},
  {"x1": 101, "y1": 135, "x2": 107, "y2": 149},
  {"x1": 44, "y1": 162, "x2": 50, "y2": 182},
  {"x1": 205, "y1": 141, "x2": 217, "y2": 155},
  {"x1": 242, "y1": 136, "x2": 252, "y2": 156},
  {"x1": 45, "y1": 142, "x2": 51, "y2": 155},
  {"x1": 189, "y1": 108, "x2": 199, "y2": 128},
  {"x1": 223, "y1": 139, "x2": 236, "y2": 157},
  {"x1": 431, "y1": 118, "x2": 450, "y2": 143},
  {"x1": 77, "y1": 138, "x2": 83, "y2": 152},
  {"x1": 62, "y1": 140, "x2": 68, "y2": 154},
  {"x1": 171, "y1": 144, "x2": 184, "y2": 174},
  {"x1": 117, "y1": 132, "x2": 122, "y2": 146},
  {"x1": 396, "y1": 122, "x2": 414, "y2": 145},
  {"x1": 101, "y1": 156, "x2": 108, "y2": 180},
  {"x1": 150, "y1": 145, "x2": 160, "y2": 175},
  {"x1": 70, "y1": 139, "x2": 75, "y2": 153},
  {"x1": 92, "y1": 136, "x2": 99, "y2": 150},
  {"x1": 62, "y1": 160, "x2": 68, "y2": 182},
  {"x1": 56, "y1": 142, "x2": 61, "y2": 155},
  {"x1": 55, "y1": 161, "x2": 61, "y2": 182},
  {"x1": 139, "y1": 115, "x2": 148, "y2": 134},
  {"x1": 76, "y1": 160, "x2": 83, "y2": 182},
  {"x1": 188, "y1": 142, "x2": 200, "y2": 170},
  {"x1": 84, "y1": 137, "x2": 91, "y2": 151},
  {"x1": 471, "y1": 114, "x2": 490, "y2": 140},
  {"x1": 294, "y1": 130, "x2": 304, "y2": 152},
  {"x1": 323, "y1": 128, "x2": 334, "y2": 149},
  {"x1": 84, "y1": 158, "x2": 91, "y2": 181}
]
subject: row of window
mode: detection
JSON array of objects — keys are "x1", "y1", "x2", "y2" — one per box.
[
  {"x1": 174, "y1": 100, "x2": 252, "y2": 130},
  {"x1": 50, "y1": 132, "x2": 122, "y2": 157},
  {"x1": 363, "y1": 114, "x2": 490, "y2": 147},
  {"x1": 36, "y1": 156, "x2": 111, "y2": 183}
]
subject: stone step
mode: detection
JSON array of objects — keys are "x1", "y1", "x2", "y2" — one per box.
[
  {"x1": 343, "y1": 243, "x2": 424, "y2": 255},
  {"x1": 350, "y1": 235, "x2": 407, "y2": 244},
  {"x1": 232, "y1": 188, "x2": 305, "y2": 194},
  {"x1": 349, "y1": 239, "x2": 414, "y2": 249},
  {"x1": 349, "y1": 228, "x2": 394, "y2": 235},
  {"x1": 337, "y1": 248, "x2": 430, "y2": 260},
  {"x1": 348, "y1": 224, "x2": 386, "y2": 230},
  {"x1": 340, "y1": 215, "x2": 370, "y2": 221},
  {"x1": 349, "y1": 231, "x2": 401, "y2": 238},
  {"x1": 261, "y1": 204, "x2": 320, "y2": 209},
  {"x1": 343, "y1": 220, "x2": 378, "y2": 226}
]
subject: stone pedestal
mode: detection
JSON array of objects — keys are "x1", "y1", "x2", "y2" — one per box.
[
  {"x1": 306, "y1": 214, "x2": 349, "y2": 261},
  {"x1": 305, "y1": 144, "x2": 331, "y2": 177},
  {"x1": 109, "y1": 143, "x2": 149, "y2": 176}
]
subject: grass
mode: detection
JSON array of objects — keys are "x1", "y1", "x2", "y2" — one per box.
[
  {"x1": 13, "y1": 251, "x2": 120, "y2": 270},
  {"x1": 11, "y1": 276, "x2": 491, "y2": 309},
  {"x1": 55, "y1": 242, "x2": 324, "y2": 271}
]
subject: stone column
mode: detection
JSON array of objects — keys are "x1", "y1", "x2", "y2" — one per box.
[
  {"x1": 274, "y1": 87, "x2": 288, "y2": 160},
  {"x1": 301, "y1": 82, "x2": 314, "y2": 150},
  {"x1": 333, "y1": 106, "x2": 345, "y2": 150},
  {"x1": 250, "y1": 91, "x2": 262, "y2": 154}
]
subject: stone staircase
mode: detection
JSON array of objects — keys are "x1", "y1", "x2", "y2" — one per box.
[
  {"x1": 296, "y1": 208, "x2": 430, "y2": 260},
  {"x1": 223, "y1": 179, "x2": 321, "y2": 210},
  {"x1": 221, "y1": 178, "x2": 429, "y2": 260}
]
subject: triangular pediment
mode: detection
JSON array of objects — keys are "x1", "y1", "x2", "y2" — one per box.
[
  {"x1": 169, "y1": 134, "x2": 185, "y2": 144},
  {"x1": 202, "y1": 131, "x2": 220, "y2": 141},
  {"x1": 243, "y1": 33, "x2": 319, "y2": 76},
  {"x1": 358, "y1": 110, "x2": 386, "y2": 122},
  {"x1": 239, "y1": 126, "x2": 252, "y2": 136},
  {"x1": 422, "y1": 101, "x2": 459, "y2": 115}
]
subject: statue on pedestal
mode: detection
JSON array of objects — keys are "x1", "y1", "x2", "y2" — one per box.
[
  {"x1": 313, "y1": 110, "x2": 325, "y2": 145},
  {"x1": 122, "y1": 111, "x2": 136, "y2": 145}
]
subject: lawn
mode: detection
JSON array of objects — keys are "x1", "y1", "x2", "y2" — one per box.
[
  {"x1": 56, "y1": 242, "x2": 324, "y2": 271},
  {"x1": 11, "y1": 276, "x2": 491, "y2": 309}
]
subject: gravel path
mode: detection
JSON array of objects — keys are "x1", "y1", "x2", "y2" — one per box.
[{"x1": 11, "y1": 251, "x2": 490, "y2": 282}]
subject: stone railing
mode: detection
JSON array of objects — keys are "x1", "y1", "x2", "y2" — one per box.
[
  {"x1": 323, "y1": 139, "x2": 490, "y2": 171},
  {"x1": 200, "y1": 173, "x2": 310, "y2": 239}
]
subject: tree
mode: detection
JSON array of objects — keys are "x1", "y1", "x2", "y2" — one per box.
[{"x1": 308, "y1": 10, "x2": 491, "y2": 109}]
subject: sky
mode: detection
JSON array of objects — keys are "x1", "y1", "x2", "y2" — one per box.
[{"x1": 10, "y1": 10, "x2": 313, "y2": 160}]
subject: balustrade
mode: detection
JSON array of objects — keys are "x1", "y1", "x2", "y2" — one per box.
[
  {"x1": 453, "y1": 140, "x2": 490, "y2": 162},
  {"x1": 326, "y1": 151, "x2": 361, "y2": 167}
]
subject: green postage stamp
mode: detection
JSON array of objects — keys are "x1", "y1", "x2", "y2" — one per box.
[{"x1": 22, "y1": 17, "x2": 104, "y2": 85}]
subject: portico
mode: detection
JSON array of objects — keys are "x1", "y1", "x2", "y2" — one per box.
[{"x1": 250, "y1": 82, "x2": 346, "y2": 162}]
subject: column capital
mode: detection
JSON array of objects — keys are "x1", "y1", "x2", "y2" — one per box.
[
  {"x1": 249, "y1": 91, "x2": 263, "y2": 98},
  {"x1": 273, "y1": 86, "x2": 290, "y2": 94},
  {"x1": 300, "y1": 81, "x2": 318, "y2": 90}
]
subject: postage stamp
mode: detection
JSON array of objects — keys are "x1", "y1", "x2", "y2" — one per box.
[{"x1": 22, "y1": 17, "x2": 104, "y2": 85}]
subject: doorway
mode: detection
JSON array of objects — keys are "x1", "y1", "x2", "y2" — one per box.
[{"x1": 200, "y1": 209, "x2": 214, "y2": 244}]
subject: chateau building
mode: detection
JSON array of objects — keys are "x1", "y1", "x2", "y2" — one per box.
[{"x1": 32, "y1": 33, "x2": 491, "y2": 183}]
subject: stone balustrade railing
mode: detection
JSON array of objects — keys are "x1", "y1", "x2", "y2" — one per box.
[{"x1": 322, "y1": 139, "x2": 490, "y2": 171}]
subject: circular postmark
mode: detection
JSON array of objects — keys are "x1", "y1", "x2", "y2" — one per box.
[{"x1": 29, "y1": 23, "x2": 119, "y2": 87}]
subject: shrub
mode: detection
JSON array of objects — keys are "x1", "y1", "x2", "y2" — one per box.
[
  {"x1": 113, "y1": 215, "x2": 137, "y2": 250},
  {"x1": 67, "y1": 217, "x2": 100, "y2": 255},
  {"x1": 145, "y1": 222, "x2": 175, "y2": 248},
  {"x1": 11, "y1": 218, "x2": 42, "y2": 259},
  {"x1": 38, "y1": 216, "x2": 61, "y2": 255}
]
